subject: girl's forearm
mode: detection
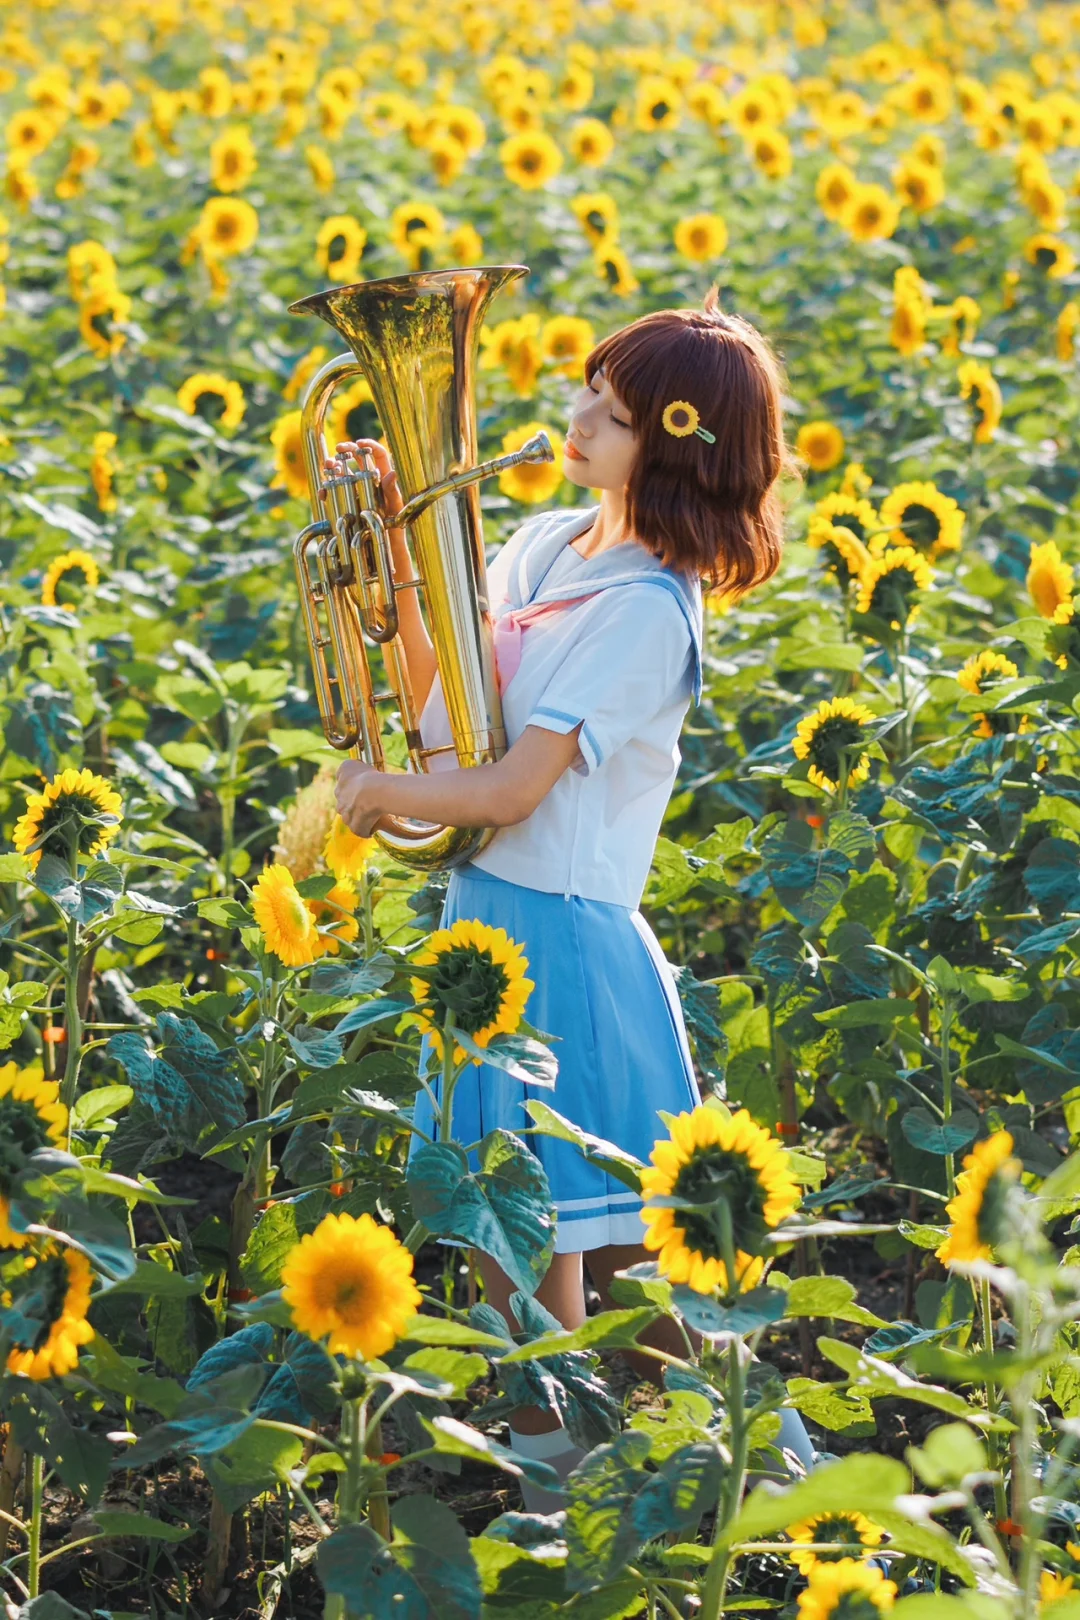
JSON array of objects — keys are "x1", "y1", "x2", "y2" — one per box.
[
  {"x1": 388, "y1": 528, "x2": 437, "y2": 712},
  {"x1": 374, "y1": 760, "x2": 521, "y2": 829}
]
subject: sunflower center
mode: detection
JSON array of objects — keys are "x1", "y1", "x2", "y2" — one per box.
[
  {"x1": 0, "y1": 1096, "x2": 50, "y2": 1192},
  {"x1": 805, "y1": 716, "x2": 869, "y2": 779},
  {"x1": 328, "y1": 233, "x2": 348, "y2": 264},
  {"x1": 428, "y1": 945, "x2": 511, "y2": 1036},
  {"x1": 651, "y1": 100, "x2": 669, "y2": 119},
  {"x1": 406, "y1": 215, "x2": 428, "y2": 235},
  {"x1": 869, "y1": 565, "x2": 919, "y2": 621},
  {"x1": 34, "y1": 791, "x2": 113, "y2": 859},
  {"x1": 1035, "y1": 246, "x2": 1057, "y2": 272},
  {"x1": 193, "y1": 389, "x2": 225, "y2": 423},
  {"x1": 975, "y1": 1166, "x2": 1016, "y2": 1250},
  {"x1": 805, "y1": 1516, "x2": 866, "y2": 1559},
  {"x1": 832, "y1": 1595, "x2": 888, "y2": 1620},
  {"x1": 586, "y1": 209, "x2": 607, "y2": 233},
  {"x1": 316, "y1": 1267, "x2": 367, "y2": 1321},
  {"x1": 670, "y1": 1144, "x2": 770, "y2": 1260},
  {"x1": 899, "y1": 503, "x2": 941, "y2": 550}
]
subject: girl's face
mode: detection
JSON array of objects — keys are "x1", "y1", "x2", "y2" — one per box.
[{"x1": 564, "y1": 362, "x2": 639, "y2": 494}]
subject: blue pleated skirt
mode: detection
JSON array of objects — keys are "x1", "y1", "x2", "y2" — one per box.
[{"x1": 405, "y1": 862, "x2": 701, "y2": 1254}]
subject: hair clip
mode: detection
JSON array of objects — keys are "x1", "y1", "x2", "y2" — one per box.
[{"x1": 662, "y1": 400, "x2": 716, "y2": 444}]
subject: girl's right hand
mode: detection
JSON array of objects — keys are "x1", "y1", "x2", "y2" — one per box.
[{"x1": 326, "y1": 437, "x2": 405, "y2": 530}]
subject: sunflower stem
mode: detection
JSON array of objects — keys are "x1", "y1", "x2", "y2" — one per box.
[
  {"x1": 27, "y1": 1452, "x2": 43, "y2": 1600},
  {"x1": 979, "y1": 1274, "x2": 1009, "y2": 1524},
  {"x1": 437, "y1": 1008, "x2": 458, "y2": 1144},
  {"x1": 60, "y1": 841, "x2": 85, "y2": 1117},
  {"x1": 939, "y1": 998, "x2": 956, "y2": 1197},
  {"x1": 699, "y1": 1335, "x2": 748, "y2": 1620}
]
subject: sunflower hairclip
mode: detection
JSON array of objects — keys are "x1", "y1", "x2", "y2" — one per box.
[{"x1": 662, "y1": 400, "x2": 716, "y2": 444}]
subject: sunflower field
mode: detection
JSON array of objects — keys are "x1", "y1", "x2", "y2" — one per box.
[{"x1": 3, "y1": 0, "x2": 1080, "y2": 1614}]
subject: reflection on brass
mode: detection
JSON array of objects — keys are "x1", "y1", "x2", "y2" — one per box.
[{"x1": 288, "y1": 267, "x2": 554, "y2": 871}]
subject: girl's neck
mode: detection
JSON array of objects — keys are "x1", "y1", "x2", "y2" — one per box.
[{"x1": 569, "y1": 489, "x2": 639, "y2": 559}]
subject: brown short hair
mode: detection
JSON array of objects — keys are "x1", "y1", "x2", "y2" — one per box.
[{"x1": 585, "y1": 284, "x2": 801, "y2": 592}]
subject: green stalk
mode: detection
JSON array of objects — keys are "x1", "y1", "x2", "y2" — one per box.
[
  {"x1": 940, "y1": 999, "x2": 956, "y2": 1197},
  {"x1": 60, "y1": 842, "x2": 85, "y2": 1116},
  {"x1": 979, "y1": 1275, "x2": 1009, "y2": 1524},
  {"x1": 436, "y1": 1008, "x2": 457, "y2": 1144},
  {"x1": 1014, "y1": 1282, "x2": 1039, "y2": 1620},
  {"x1": 27, "y1": 1452, "x2": 43, "y2": 1600},
  {"x1": 699, "y1": 1337, "x2": 748, "y2": 1620}
]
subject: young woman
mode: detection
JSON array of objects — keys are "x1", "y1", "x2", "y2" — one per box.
[{"x1": 332, "y1": 284, "x2": 816, "y2": 1508}]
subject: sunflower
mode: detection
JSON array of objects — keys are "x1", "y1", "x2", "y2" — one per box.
[
  {"x1": 797, "y1": 1557, "x2": 898, "y2": 1620},
  {"x1": 1041, "y1": 1572, "x2": 1076, "y2": 1608},
  {"x1": 808, "y1": 520, "x2": 870, "y2": 588},
  {"x1": 747, "y1": 125, "x2": 793, "y2": 179},
  {"x1": 328, "y1": 377, "x2": 377, "y2": 447},
  {"x1": 305, "y1": 144, "x2": 335, "y2": 193},
  {"x1": 938, "y1": 295, "x2": 981, "y2": 358},
  {"x1": 570, "y1": 191, "x2": 619, "y2": 247},
  {"x1": 839, "y1": 183, "x2": 901, "y2": 242},
  {"x1": 41, "y1": 546, "x2": 101, "y2": 610},
  {"x1": 281, "y1": 1210, "x2": 422, "y2": 1360},
  {"x1": 813, "y1": 492, "x2": 880, "y2": 549},
  {"x1": 497, "y1": 420, "x2": 563, "y2": 505},
  {"x1": 640, "y1": 1106, "x2": 800, "y2": 1295},
  {"x1": 250, "y1": 863, "x2": 320, "y2": 966},
  {"x1": 66, "y1": 239, "x2": 116, "y2": 302},
  {"x1": 686, "y1": 83, "x2": 728, "y2": 128},
  {"x1": 1057, "y1": 302, "x2": 1079, "y2": 364},
  {"x1": 449, "y1": 223, "x2": 484, "y2": 265},
  {"x1": 428, "y1": 105, "x2": 486, "y2": 157},
  {"x1": 893, "y1": 157, "x2": 945, "y2": 212},
  {"x1": 875, "y1": 482, "x2": 965, "y2": 559},
  {"x1": 793, "y1": 696, "x2": 876, "y2": 793},
  {"x1": 324, "y1": 813, "x2": 377, "y2": 883},
  {"x1": 540, "y1": 315, "x2": 595, "y2": 378},
  {"x1": 840, "y1": 463, "x2": 874, "y2": 499},
  {"x1": 77, "y1": 280, "x2": 131, "y2": 359},
  {"x1": 569, "y1": 117, "x2": 614, "y2": 165},
  {"x1": 210, "y1": 125, "x2": 257, "y2": 192},
  {"x1": 936, "y1": 1132, "x2": 1022, "y2": 1266},
  {"x1": 307, "y1": 879, "x2": 360, "y2": 957},
  {"x1": 90, "y1": 431, "x2": 117, "y2": 514},
  {"x1": 786, "y1": 1512, "x2": 885, "y2": 1576},
  {"x1": 728, "y1": 85, "x2": 778, "y2": 136},
  {"x1": 5, "y1": 107, "x2": 55, "y2": 161},
  {"x1": 269, "y1": 411, "x2": 306, "y2": 501},
  {"x1": 0, "y1": 1063, "x2": 67, "y2": 1248},
  {"x1": 12, "y1": 767, "x2": 122, "y2": 872},
  {"x1": 856, "y1": 547, "x2": 933, "y2": 631},
  {"x1": 388, "y1": 200, "x2": 445, "y2": 258},
  {"x1": 634, "y1": 74, "x2": 682, "y2": 132},
  {"x1": 594, "y1": 244, "x2": 639, "y2": 297},
  {"x1": 890, "y1": 295, "x2": 926, "y2": 356},
  {"x1": 315, "y1": 214, "x2": 367, "y2": 282},
  {"x1": 6, "y1": 1245, "x2": 94, "y2": 1380},
  {"x1": 674, "y1": 213, "x2": 728, "y2": 263},
  {"x1": 198, "y1": 196, "x2": 259, "y2": 258},
  {"x1": 428, "y1": 134, "x2": 466, "y2": 187},
  {"x1": 815, "y1": 162, "x2": 859, "y2": 222},
  {"x1": 796, "y1": 421, "x2": 846, "y2": 473},
  {"x1": 499, "y1": 130, "x2": 563, "y2": 190},
  {"x1": 1028, "y1": 541, "x2": 1075, "y2": 623},
  {"x1": 176, "y1": 372, "x2": 246, "y2": 431},
  {"x1": 957, "y1": 359, "x2": 1002, "y2": 443},
  {"x1": 273, "y1": 766, "x2": 338, "y2": 881},
  {"x1": 404, "y1": 917, "x2": 534, "y2": 1068},
  {"x1": 957, "y1": 651, "x2": 1027, "y2": 739},
  {"x1": 1024, "y1": 232, "x2": 1076, "y2": 279}
]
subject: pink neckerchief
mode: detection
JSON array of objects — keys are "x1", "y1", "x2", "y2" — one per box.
[{"x1": 492, "y1": 591, "x2": 599, "y2": 696}]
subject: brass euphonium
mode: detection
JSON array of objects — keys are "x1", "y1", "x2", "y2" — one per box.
[{"x1": 287, "y1": 266, "x2": 554, "y2": 871}]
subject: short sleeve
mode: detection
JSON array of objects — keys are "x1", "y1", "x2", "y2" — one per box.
[{"x1": 525, "y1": 586, "x2": 694, "y2": 776}]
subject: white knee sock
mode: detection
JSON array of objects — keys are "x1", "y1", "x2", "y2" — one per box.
[{"x1": 507, "y1": 1423, "x2": 589, "y2": 1514}]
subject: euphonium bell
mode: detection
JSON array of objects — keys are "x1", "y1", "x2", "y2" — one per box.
[{"x1": 287, "y1": 266, "x2": 554, "y2": 872}]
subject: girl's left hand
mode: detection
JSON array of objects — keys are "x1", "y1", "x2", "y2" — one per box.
[{"x1": 335, "y1": 759, "x2": 385, "y2": 839}]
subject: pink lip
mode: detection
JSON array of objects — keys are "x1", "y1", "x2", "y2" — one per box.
[{"x1": 566, "y1": 441, "x2": 588, "y2": 460}]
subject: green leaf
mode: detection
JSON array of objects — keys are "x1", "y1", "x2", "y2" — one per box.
[
  {"x1": 497, "y1": 1307, "x2": 660, "y2": 1363},
  {"x1": 202, "y1": 1423, "x2": 303, "y2": 1513},
  {"x1": 406, "y1": 1133, "x2": 555, "y2": 1297},
  {"x1": 907, "y1": 1423, "x2": 987, "y2": 1487},
  {"x1": 783, "y1": 1275, "x2": 886, "y2": 1328},
  {"x1": 784, "y1": 1379, "x2": 875, "y2": 1434},
  {"x1": 419, "y1": 1414, "x2": 558, "y2": 1489},
  {"x1": 816, "y1": 1338, "x2": 997, "y2": 1424},
  {"x1": 0, "y1": 854, "x2": 29, "y2": 882},
  {"x1": 319, "y1": 1495, "x2": 483, "y2": 1620},
  {"x1": 901, "y1": 1108, "x2": 979, "y2": 1157},
  {"x1": 814, "y1": 999, "x2": 917, "y2": 1028},
  {"x1": 723, "y1": 1454, "x2": 911, "y2": 1544},
  {"x1": 671, "y1": 1286, "x2": 788, "y2": 1337},
  {"x1": 90, "y1": 1511, "x2": 192, "y2": 1543},
  {"x1": 399, "y1": 1315, "x2": 508, "y2": 1350}
]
